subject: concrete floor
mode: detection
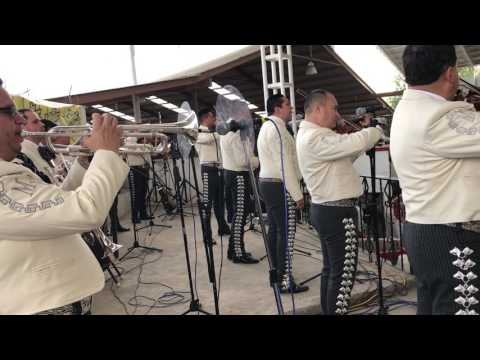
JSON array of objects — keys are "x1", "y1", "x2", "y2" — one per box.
[{"x1": 91, "y1": 192, "x2": 417, "y2": 315}]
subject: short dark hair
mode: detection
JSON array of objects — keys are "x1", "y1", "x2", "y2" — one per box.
[
  {"x1": 402, "y1": 45, "x2": 457, "y2": 86},
  {"x1": 304, "y1": 89, "x2": 330, "y2": 114},
  {"x1": 0, "y1": 78, "x2": 3, "y2": 87},
  {"x1": 197, "y1": 106, "x2": 216, "y2": 123},
  {"x1": 267, "y1": 94, "x2": 287, "y2": 116}
]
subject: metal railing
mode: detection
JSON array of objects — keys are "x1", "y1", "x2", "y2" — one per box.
[{"x1": 358, "y1": 175, "x2": 409, "y2": 273}]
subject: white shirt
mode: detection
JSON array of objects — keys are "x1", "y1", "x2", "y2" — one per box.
[
  {"x1": 0, "y1": 150, "x2": 130, "y2": 314},
  {"x1": 195, "y1": 125, "x2": 222, "y2": 166},
  {"x1": 390, "y1": 88, "x2": 480, "y2": 224},
  {"x1": 257, "y1": 116, "x2": 303, "y2": 201},
  {"x1": 220, "y1": 130, "x2": 259, "y2": 172},
  {"x1": 296, "y1": 120, "x2": 381, "y2": 204}
]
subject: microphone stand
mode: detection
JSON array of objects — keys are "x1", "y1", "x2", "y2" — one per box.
[
  {"x1": 188, "y1": 146, "x2": 220, "y2": 314},
  {"x1": 217, "y1": 118, "x2": 284, "y2": 314},
  {"x1": 168, "y1": 140, "x2": 211, "y2": 315},
  {"x1": 120, "y1": 166, "x2": 163, "y2": 261},
  {"x1": 241, "y1": 137, "x2": 284, "y2": 315},
  {"x1": 365, "y1": 131, "x2": 388, "y2": 315}
]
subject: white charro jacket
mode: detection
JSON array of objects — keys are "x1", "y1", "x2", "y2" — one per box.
[
  {"x1": 195, "y1": 125, "x2": 222, "y2": 166},
  {"x1": 0, "y1": 150, "x2": 129, "y2": 314},
  {"x1": 390, "y1": 88, "x2": 480, "y2": 224},
  {"x1": 296, "y1": 120, "x2": 381, "y2": 204},
  {"x1": 220, "y1": 130, "x2": 259, "y2": 172},
  {"x1": 257, "y1": 116, "x2": 303, "y2": 202}
]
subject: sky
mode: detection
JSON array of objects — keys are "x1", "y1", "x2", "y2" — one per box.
[
  {"x1": 334, "y1": 45, "x2": 402, "y2": 93},
  {"x1": 0, "y1": 45, "x2": 402, "y2": 101}
]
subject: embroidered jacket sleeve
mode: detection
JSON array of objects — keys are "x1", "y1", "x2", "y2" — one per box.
[
  {"x1": 426, "y1": 105, "x2": 480, "y2": 158},
  {"x1": 309, "y1": 128, "x2": 381, "y2": 161},
  {"x1": 59, "y1": 159, "x2": 87, "y2": 191},
  {"x1": 0, "y1": 150, "x2": 129, "y2": 241}
]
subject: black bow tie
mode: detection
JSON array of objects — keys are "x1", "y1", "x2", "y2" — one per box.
[
  {"x1": 16, "y1": 153, "x2": 52, "y2": 184},
  {"x1": 38, "y1": 145, "x2": 57, "y2": 163}
]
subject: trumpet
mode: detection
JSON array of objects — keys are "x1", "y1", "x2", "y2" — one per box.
[
  {"x1": 47, "y1": 137, "x2": 171, "y2": 157},
  {"x1": 21, "y1": 110, "x2": 200, "y2": 156}
]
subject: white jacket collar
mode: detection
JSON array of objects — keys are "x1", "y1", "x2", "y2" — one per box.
[
  {"x1": 22, "y1": 139, "x2": 39, "y2": 152},
  {"x1": 403, "y1": 88, "x2": 447, "y2": 102},
  {"x1": 299, "y1": 119, "x2": 333, "y2": 133},
  {"x1": 268, "y1": 115, "x2": 287, "y2": 128}
]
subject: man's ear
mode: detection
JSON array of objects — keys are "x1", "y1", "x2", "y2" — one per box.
[{"x1": 444, "y1": 66, "x2": 457, "y2": 84}]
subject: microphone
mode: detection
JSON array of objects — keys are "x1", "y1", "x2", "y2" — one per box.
[
  {"x1": 355, "y1": 105, "x2": 385, "y2": 117},
  {"x1": 216, "y1": 118, "x2": 246, "y2": 135}
]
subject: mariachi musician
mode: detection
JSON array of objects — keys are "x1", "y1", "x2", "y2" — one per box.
[
  {"x1": 257, "y1": 94, "x2": 309, "y2": 294},
  {"x1": 220, "y1": 115, "x2": 260, "y2": 264},
  {"x1": 195, "y1": 107, "x2": 231, "y2": 245},
  {"x1": 296, "y1": 89, "x2": 383, "y2": 315},
  {"x1": 0, "y1": 80, "x2": 128, "y2": 315}
]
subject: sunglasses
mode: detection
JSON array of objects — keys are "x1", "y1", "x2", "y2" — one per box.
[{"x1": 0, "y1": 105, "x2": 20, "y2": 118}]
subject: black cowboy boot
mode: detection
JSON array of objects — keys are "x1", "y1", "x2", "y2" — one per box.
[{"x1": 280, "y1": 274, "x2": 309, "y2": 294}]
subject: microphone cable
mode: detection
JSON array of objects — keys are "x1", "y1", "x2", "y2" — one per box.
[{"x1": 268, "y1": 118, "x2": 296, "y2": 315}]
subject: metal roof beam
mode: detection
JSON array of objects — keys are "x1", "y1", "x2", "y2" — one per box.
[
  {"x1": 291, "y1": 53, "x2": 342, "y2": 67},
  {"x1": 234, "y1": 67, "x2": 264, "y2": 88},
  {"x1": 459, "y1": 45, "x2": 474, "y2": 67}
]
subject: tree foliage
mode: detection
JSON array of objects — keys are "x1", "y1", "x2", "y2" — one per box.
[{"x1": 384, "y1": 75, "x2": 405, "y2": 110}]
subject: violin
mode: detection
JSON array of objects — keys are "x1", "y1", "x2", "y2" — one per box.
[
  {"x1": 455, "y1": 90, "x2": 480, "y2": 111},
  {"x1": 335, "y1": 119, "x2": 361, "y2": 134},
  {"x1": 456, "y1": 78, "x2": 480, "y2": 111},
  {"x1": 335, "y1": 116, "x2": 390, "y2": 146},
  {"x1": 335, "y1": 116, "x2": 368, "y2": 134}
]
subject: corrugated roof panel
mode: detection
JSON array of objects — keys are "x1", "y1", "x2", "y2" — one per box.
[
  {"x1": 379, "y1": 45, "x2": 480, "y2": 74},
  {"x1": 52, "y1": 45, "x2": 395, "y2": 119}
]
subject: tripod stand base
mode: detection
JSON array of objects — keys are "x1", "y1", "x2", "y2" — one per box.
[
  {"x1": 119, "y1": 243, "x2": 163, "y2": 261},
  {"x1": 181, "y1": 299, "x2": 211, "y2": 315},
  {"x1": 377, "y1": 306, "x2": 389, "y2": 315},
  {"x1": 136, "y1": 222, "x2": 172, "y2": 231}
]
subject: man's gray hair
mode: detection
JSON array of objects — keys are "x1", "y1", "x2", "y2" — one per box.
[{"x1": 304, "y1": 89, "x2": 331, "y2": 114}]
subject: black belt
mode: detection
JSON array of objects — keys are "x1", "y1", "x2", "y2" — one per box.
[
  {"x1": 201, "y1": 163, "x2": 221, "y2": 168},
  {"x1": 259, "y1": 177, "x2": 282, "y2": 183},
  {"x1": 317, "y1": 198, "x2": 359, "y2": 207}
]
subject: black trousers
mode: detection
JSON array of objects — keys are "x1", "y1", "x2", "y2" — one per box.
[
  {"x1": 404, "y1": 222, "x2": 480, "y2": 315},
  {"x1": 259, "y1": 181, "x2": 296, "y2": 286},
  {"x1": 109, "y1": 193, "x2": 122, "y2": 233},
  {"x1": 224, "y1": 170, "x2": 234, "y2": 223},
  {"x1": 128, "y1": 165, "x2": 149, "y2": 221},
  {"x1": 310, "y1": 204, "x2": 359, "y2": 315},
  {"x1": 224, "y1": 170, "x2": 251, "y2": 257},
  {"x1": 201, "y1": 166, "x2": 229, "y2": 240}
]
